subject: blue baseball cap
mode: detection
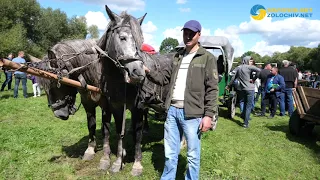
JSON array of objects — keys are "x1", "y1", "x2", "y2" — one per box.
[{"x1": 181, "y1": 20, "x2": 202, "y2": 32}]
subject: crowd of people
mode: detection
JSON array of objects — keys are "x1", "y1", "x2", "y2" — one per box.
[
  {"x1": 0, "y1": 51, "x2": 41, "y2": 98},
  {"x1": 227, "y1": 57, "x2": 320, "y2": 128}
]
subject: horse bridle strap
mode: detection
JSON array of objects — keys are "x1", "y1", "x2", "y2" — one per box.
[{"x1": 93, "y1": 44, "x2": 124, "y2": 69}]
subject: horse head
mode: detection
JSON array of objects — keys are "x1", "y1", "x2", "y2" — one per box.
[
  {"x1": 100, "y1": 5, "x2": 147, "y2": 84},
  {"x1": 37, "y1": 55, "x2": 78, "y2": 120}
]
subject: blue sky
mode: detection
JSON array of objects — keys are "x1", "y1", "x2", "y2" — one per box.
[{"x1": 38, "y1": 0, "x2": 320, "y2": 57}]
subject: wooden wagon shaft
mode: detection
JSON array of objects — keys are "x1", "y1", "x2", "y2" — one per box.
[{"x1": 0, "y1": 58, "x2": 101, "y2": 93}]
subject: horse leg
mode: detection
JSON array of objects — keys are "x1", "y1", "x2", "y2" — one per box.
[
  {"x1": 110, "y1": 107, "x2": 126, "y2": 173},
  {"x1": 143, "y1": 108, "x2": 149, "y2": 134},
  {"x1": 82, "y1": 106, "x2": 97, "y2": 161},
  {"x1": 99, "y1": 107, "x2": 112, "y2": 170},
  {"x1": 131, "y1": 107, "x2": 144, "y2": 176}
]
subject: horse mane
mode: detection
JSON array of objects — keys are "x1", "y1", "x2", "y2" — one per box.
[
  {"x1": 37, "y1": 39, "x2": 101, "y2": 90},
  {"x1": 37, "y1": 55, "x2": 52, "y2": 91}
]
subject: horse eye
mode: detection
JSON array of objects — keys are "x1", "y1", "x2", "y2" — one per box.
[{"x1": 119, "y1": 36, "x2": 126, "y2": 41}]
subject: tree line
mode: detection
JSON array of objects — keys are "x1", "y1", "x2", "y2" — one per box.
[
  {"x1": 159, "y1": 38, "x2": 320, "y2": 73},
  {"x1": 0, "y1": 0, "x2": 99, "y2": 58},
  {"x1": 234, "y1": 45, "x2": 320, "y2": 73}
]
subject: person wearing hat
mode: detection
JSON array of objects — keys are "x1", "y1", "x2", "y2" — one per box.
[
  {"x1": 279, "y1": 60, "x2": 297, "y2": 116},
  {"x1": 143, "y1": 20, "x2": 219, "y2": 180}
]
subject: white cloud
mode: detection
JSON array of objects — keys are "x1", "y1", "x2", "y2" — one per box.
[
  {"x1": 163, "y1": 26, "x2": 184, "y2": 44},
  {"x1": 250, "y1": 41, "x2": 290, "y2": 56},
  {"x1": 213, "y1": 28, "x2": 244, "y2": 57},
  {"x1": 141, "y1": 21, "x2": 159, "y2": 51},
  {"x1": 57, "y1": 0, "x2": 145, "y2": 12},
  {"x1": 141, "y1": 21, "x2": 157, "y2": 33},
  {"x1": 176, "y1": 0, "x2": 187, "y2": 4},
  {"x1": 237, "y1": 17, "x2": 320, "y2": 47},
  {"x1": 85, "y1": 11, "x2": 110, "y2": 31},
  {"x1": 213, "y1": 16, "x2": 320, "y2": 56},
  {"x1": 179, "y1": 8, "x2": 191, "y2": 12}
]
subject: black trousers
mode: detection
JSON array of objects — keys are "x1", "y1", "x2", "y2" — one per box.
[{"x1": 263, "y1": 93, "x2": 277, "y2": 116}]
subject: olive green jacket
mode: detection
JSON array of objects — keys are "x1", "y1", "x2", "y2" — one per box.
[{"x1": 146, "y1": 46, "x2": 219, "y2": 118}]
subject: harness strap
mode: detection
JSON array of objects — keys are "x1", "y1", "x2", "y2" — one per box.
[
  {"x1": 93, "y1": 44, "x2": 124, "y2": 69},
  {"x1": 121, "y1": 78, "x2": 127, "y2": 138},
  {"x1": 78, "y1": 74, "x2": 87, "y2": 90}
]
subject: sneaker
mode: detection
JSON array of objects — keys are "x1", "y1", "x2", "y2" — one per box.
[
  {"x1": 243, "y1": 124, "x2": 249, "y2": 128},
  {"x1": 255, "y1": 113, "x2": 265, "y2": 117},
  {"x1": 37, "y1": 95, "x2": 40, "y2": 97},
  {"x1": 33, "y1": 95, "x2": 37, "y2": 97}
]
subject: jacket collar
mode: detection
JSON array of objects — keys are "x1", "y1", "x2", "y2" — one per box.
[{"x1": 176, "y1": 44, "x2": 206, "y2": 58}]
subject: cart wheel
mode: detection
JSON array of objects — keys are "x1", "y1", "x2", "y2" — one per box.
[
  {"x1": 227, "y1": 93, "x2": 237, "y2": 119},
  {"x1": 289, "y1": 110, "x2": 315, "y2": 136}
]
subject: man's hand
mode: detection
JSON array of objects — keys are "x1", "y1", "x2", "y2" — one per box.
[
  {"x1": 225, "y1": 85, "x2": 230, "y2": 90},
  {"x1": 292, "y1": 88, "x2": 296, "y2": 92},
  {"x1": 270, "y1": 88, "x2": 275, "y2": 92},
  {"x1": 199, "y1": 116, "x2": 212, "y2": 132},
  {"x1": 143, "y1": 65, "x2": 150, "y2": 73}
]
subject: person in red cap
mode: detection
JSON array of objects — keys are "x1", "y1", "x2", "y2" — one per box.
[{"x1": 143, "y1": 20, "x2": 218, "y2": 180}]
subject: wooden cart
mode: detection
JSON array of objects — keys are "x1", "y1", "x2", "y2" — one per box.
[{"x1": 289, "y1": 85, "x2": 320, "y2": 135}]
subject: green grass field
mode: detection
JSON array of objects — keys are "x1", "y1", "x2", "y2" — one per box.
[{"x1": 1, "y1": 79, "x2": 320, "y2": 179}]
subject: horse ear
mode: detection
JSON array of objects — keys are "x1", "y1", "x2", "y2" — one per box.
[
  {"x1": 137, "y1": 13, "x2": 147, "y2": 25},
  {"x1": 47, "y1": 50, "x2": 56, "y2": 60},
  {"x1": 105, "y1": 5, "x2": 121, "y2": 22}
]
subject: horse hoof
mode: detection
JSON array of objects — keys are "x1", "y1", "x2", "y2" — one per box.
[
  {"x1": 82, "y1": 153, "x2": 95, "y2": 161},
  {"x1": 110, "y1": 162, "x2": 123, "y2": 173},
  {"x1": 131, "y1": 168, "x2": 143, "y2": 176},
  {"x1": 99, "y1": 159, "x2": 110, "y2": 170}
]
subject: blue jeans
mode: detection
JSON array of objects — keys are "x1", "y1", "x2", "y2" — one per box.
[
  {"x1": 239, "y1": 90, "x2": 255, "y2": 126},
  {"x1": 14, "y1": 73, "x2": 27, "y2": 98},
  {"x1": 314, "y1": 81, "x2": 319, "y2": 88},
  {"x1": 283, "y1": 88, "x2": 293, "y2": 116},
  {"x1": 161, "y1": 106, "x2": 201, "y2": 180},
  {"x1": 1, "y1": 71, "x2": 12, "y2": 91}
]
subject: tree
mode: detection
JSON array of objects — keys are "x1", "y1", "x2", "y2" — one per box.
[
  {"x1": 87, "y1": 25, "x2": 99, "y2": 39},
  {"x1": 34, "y1": 7, "x2": 69, "y2": 52},
  {"x1": 66, "y1": 16, "x2": 87, "y2": 39},
  {"x1": 241, "y1": 51, "x2": 261, "y2": 62},
  {"x1": 0, "y1": 0, "x2": 41, "y2": 42},
  {"x1": 159, "y1": 37, "x2": 179, "y2": 54},
  {"x1": 0, "y1": 23, "x2": 27, "y2": 57}
]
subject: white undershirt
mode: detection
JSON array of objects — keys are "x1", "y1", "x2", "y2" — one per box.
[{"x1": 172, "y1": 51, "x2": 197, "y2": 101}]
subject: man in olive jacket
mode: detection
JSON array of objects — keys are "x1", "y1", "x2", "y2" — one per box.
[{"x1": 143, "y1": 20, "x2": 218, "y2": 180}]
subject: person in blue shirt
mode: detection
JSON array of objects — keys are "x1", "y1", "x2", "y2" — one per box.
[
  {"x1": 264, "y1": 67, "x2": 285, "y2": 118},
  {"x1": 1, "y1": 53, "x2": 14, "y2": 91},
  {"x1": 12, "y1": 51, "x2": 28, "y2": 98}
]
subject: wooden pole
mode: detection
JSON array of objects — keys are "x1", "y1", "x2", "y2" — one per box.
[{"x1": 0, "y1": 58, "x2": 101, "y2": 93}]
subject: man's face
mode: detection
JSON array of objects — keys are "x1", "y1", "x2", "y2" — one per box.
[
  {"x1": 183, "y1": 28, "x2": 200, "y2": 48},
  {"x1": 266, "y1": 64, "x2": 272, "y2": 70},
  {"x1": 249, "y1": 60, "x2": 254, "y2": 65},
  {"x1": 8, "y1": 54, "x2": 13, "y2": 59},
  {"x1": 271, "y1": 68, "x2": 277, "y2": 75}
]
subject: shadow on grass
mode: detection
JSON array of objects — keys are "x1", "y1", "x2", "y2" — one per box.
[
  {"x1": 51, "y1": 108, "x2": 190, "y2": 178},
  {"x1": 219, "y1": 107, "x2": 243, "y2": 127},
  {"x1": 59, "y1": 117, "x2": 166, "y2": 162},
  {"x1": 267, "y1": 125, "x2": 320, "y2": 160}
]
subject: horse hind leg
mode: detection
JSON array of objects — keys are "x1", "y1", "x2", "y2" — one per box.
[
  {"x1": 99, "y1": 108, "x2": 112, "y2": 170},
  {"x1": 83, "y1": 107, "x2": 97, "y2": 161}
]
